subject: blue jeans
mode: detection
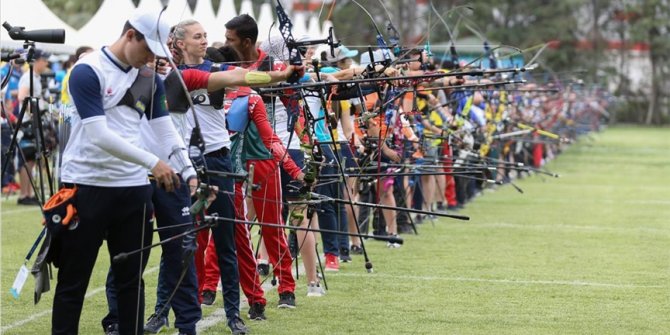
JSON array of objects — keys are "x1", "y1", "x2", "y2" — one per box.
[
  {"x1": 333, "y1": 145, "x2": 353, "y2": 250},
  {"x1": 152, "y1": 179, "x2": 200, "y2": 334},
  {"x1": 316, "y1": 145, "x2": 348, "y2": 256}
]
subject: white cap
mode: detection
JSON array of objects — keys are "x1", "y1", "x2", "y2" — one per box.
[
  {"x1": 129, "y1": 11, "x2": 171, "y2": 58},
  {"x1": 360, "y1": 49, "x2": 394, "y2": 67},
  {"x1": 326, "y1": 45, "x2": 358, "y2": 63}
]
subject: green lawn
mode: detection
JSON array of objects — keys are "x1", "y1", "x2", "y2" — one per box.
[{"x1": 1, "y1": 125, "x2": 669, "y2": 334}]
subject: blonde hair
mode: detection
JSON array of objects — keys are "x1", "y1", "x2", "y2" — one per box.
[{"x1": 172, "y1": 19, "x2": 200, "y2": 41}]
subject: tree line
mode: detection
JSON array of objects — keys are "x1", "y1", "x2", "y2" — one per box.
[{"x1": 42, "y1": 0, "x2": 669, "y2": 124}]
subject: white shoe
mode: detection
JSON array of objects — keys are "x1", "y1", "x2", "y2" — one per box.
[{"x1": 307, "y1": 282, "x2": 326, "y2": 297}]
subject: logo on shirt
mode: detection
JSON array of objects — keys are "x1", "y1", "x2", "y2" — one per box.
[
  {"x1": 160, "y1": 95, "x2": 168, "y2": 112},
  {"x1": 135, "y1": 101, "x2": 146, "y2": 113},
  {"x1": 181, "y1": 207, "x2": 190, "y2": 217},
  {"x1": 106, "y1": 87, "x2": 113, "y2": 96}
]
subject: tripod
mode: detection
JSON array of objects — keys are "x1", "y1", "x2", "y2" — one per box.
[{"x1": 1, "y1": 42, "x2": 56, "y2": 205}]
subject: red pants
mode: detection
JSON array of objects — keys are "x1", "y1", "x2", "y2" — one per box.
[
  {"x1": 236, "y1": 159, "x2": 295, "y2": 295},
  {"x1": 442, "y1": 142, "x2": 458, "y2": 206},
  {"x1": 232, "y1": 184, "x2": 267, "y2": 306},
  {"x1": 533, "y1": 134, "x2": 543, "y2": 168},
  {"x1": 195, "y1": 228, "x2": 220, "y2": 298}
]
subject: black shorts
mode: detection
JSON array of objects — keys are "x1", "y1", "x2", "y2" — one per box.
[
  {"x1": 336, "y1": 142, "x2": 359, "y2": 170},
  {"x1": 18, "y1": 138, "x2": 37, "y2": 164}
]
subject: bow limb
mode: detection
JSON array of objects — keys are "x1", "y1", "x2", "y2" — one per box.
[
  {"x1": 274, "y1": 0, "x2": 304, "y2": 83},
  {"x1": 430, "y1": 0, "x2": 458, "y2": 66},
  {"x1": 351, "y1": 0, "x2": 393, "y2": 62},
  {"x1": 376, "y1": 0, "x2": 401, "y2": 56}
]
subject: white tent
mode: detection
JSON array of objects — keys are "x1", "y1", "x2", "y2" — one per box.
[
  {"x1": 216, "y1": 0, "x2": 237, "y2": 33},
  {"x1": 307, "y1": 14, "x2": 322, "y2": 39},
  {"x1": 238, "y1": 0, "x2": 255, "y2": 19},
  {"x1": 194, "y1": 0, "x2": 221, "y2": 44},
  {"x1": 163, "y1": 0, "x2": 194, "y2": 26},
  {"x1": 291, "y1": 12, "x2": 307, "y2": 39},
  {"x1": 1, "y1": 0, "x2": 317, "y2": 56},
  {"x1": 136, "y1": 0, "x2": 163, "y2": 15},
  {"x1": 75, "y1": 0, "x2": 137, "y2": 50},
  {"x1": 321, "y1": 20, "x2": 334, "y2": 39},
  {"x1": 0, "y1": 0, "x2": 78, "y2": 54},
  {"x1": 256, "y1": 3, "x2": 277, "y2": 42}
]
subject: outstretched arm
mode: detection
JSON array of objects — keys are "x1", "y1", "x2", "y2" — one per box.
[
  {"x1": 206, "y1": 66, "x2": 301, "y2": 90},
  {"x1": 179, "y1": 66, "x2": 302, "y2": 92}
]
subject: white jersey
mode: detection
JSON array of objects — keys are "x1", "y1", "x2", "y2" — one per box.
[
  {"x1": 60, "y1": 49, "x2": 151, "y2": 187},
  {"x1": 176, "y1": 61, "x2": 230, "y2": 154},
  {"x1": 184, "y1": 91, "x2": 231, "y2": 154},
  {"x1": 18, "y1": 71, "x2": 44, "y2": 116},
  {"x1": 270, "y1": 99, "x2": 300, "y2": 150}
]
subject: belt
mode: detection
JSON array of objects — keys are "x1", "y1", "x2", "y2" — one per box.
[
  {"x1": 148, "y1": 173, "x2": 182, "y2": 181},
  {"x1": 204, "y1": 147, "x2": 230, "y2": 158}
]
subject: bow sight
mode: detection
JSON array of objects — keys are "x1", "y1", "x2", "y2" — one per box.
[{"x1": 275, "y1": 0, "x2": 340, "y2": 82}]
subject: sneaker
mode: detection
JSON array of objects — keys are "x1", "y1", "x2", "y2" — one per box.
[
  {"x1": 387, "y1": 235, "x2": 402, "y2": 249},
  {"x1": 247, "y1": 302, "x2": 267, "y2": 320},
  {"x1": 144, "y1": 313, "x2": 169, "y2": 333},
  {"x1": 17, "y1": 196, "x2": 40, "y2": 206},
  {"x1": 398, "y1": 224, "x2": 413, "y2": 234},
  {"x1": 201, "y1": 290, "x2": 216, "y2": 306},
  {"x1": 277, "y1": 291, "x2": 296, "y2": 308},
  {"x1": 257, "y1": 260, "x2": 270, "y2": 276},
  {"x1": 339, "y1": 247, "x2": 351, "y2": 263},
  {"x1": 414, "y1": 214, "x2": 424, "y2": 224},
  {"x1": 104, "y1": 324, "x2": 119, "y2": 335},
  {"x1": 350, "y1": 245, "x2": 363, "y2": 255},
  {"x1": 307, "y1": 281, "x2": 326, "y2": 297},
  {"x1": 8, "y1": 182, "x2": 20, "y2": 193},
  {"x1": 435, "y1": 204, "x2": 449, "y2": 214},
  {"x1": 324, "y1": 253, "x2": 339, "y2": 272},
  {"x1": 3, "y1": 183, "x2": 19, "y2": 195},
  {"x1": 227, "y1": 316, "x2": 248, "y2": 335}
]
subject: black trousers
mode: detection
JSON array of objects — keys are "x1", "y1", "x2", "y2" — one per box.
[
  {"x1": 102, "y1": 179, "x2": 201, "y2": 334},
  {"x1": 52, "y1": 184, "x2": 153, "y2": 335},
  {"x1": 203, "y1": 152, "x2": 240, "y2": 319}
]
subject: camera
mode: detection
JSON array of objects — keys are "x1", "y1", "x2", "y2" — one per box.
[
  {"x1": 2, "y1": 22, "x2": 65, "y2": 44},
  {"x1": 40, "y1": 73, "x2": 55, "y2": 88}
]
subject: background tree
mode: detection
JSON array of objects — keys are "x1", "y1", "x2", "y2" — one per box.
[{"x1": 625, "y1": 0, "x2": 670, "y2": 125}]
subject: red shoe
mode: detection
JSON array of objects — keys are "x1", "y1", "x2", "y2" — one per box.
[
  {"x1": 324, "y1": 253, "x2": 339, "y2": 272},
  {"x1": 2, "y1": 182, "x2": 19, "y2": 195}
]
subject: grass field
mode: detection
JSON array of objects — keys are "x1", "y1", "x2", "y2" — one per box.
[{"x1": 1, "y1": 125, "x2": 669, "y2": 334}]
